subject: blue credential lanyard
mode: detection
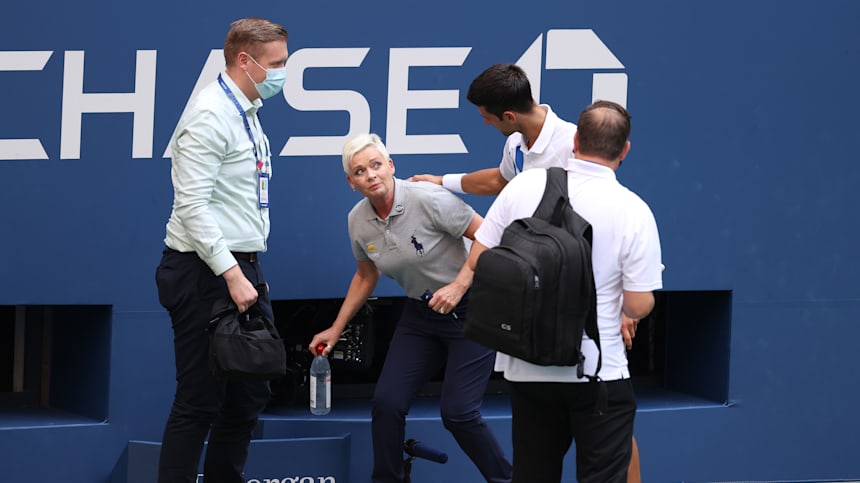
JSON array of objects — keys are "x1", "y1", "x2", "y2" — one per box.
[
  {"x1": 217, "y1": 74, "x2": 271, "y2": 171},
  {"x1": 217, "y1": 74, "x2": 271, "y2": 208}
]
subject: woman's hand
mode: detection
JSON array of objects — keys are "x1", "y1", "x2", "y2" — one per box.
[
  {"x1": 309, "y1": 326, "x2": 342, "y2": 356},
  {"x1": 427, "y1": 281, "x2": 468, "y2": 315}
]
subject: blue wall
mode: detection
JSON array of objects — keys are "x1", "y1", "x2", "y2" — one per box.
[{"x1": 1, "y1": 1, "x2": 859, "y2": 481}]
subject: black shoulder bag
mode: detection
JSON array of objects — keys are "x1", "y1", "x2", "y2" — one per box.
[{"x1": 208, "y1": 299, "x2": 287, "y2": 381}]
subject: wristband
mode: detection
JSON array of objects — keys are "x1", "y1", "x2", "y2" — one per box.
[{"x1": 442, "y1": 173, "x2": 466, "y2": 194}]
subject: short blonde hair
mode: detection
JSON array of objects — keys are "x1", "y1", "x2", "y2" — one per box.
[{"x1": 342, "y1": 133, "x2": 390, "y2": 174}]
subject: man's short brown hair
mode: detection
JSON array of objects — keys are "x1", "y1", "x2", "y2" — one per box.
[
  {"x1": 576, "y1": 100, "x2": 631, "y2": 161},
  {"x1": 223, "y1": 17, "x2": 288, "y2": 66}
]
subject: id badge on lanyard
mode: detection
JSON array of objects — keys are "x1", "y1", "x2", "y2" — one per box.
[
  {"x1": 218, "y1": 74, "x2": 272, "y2": 209},
  {"x1": 256, "y1": 137, "x2": 272, "y2": 208},
  {"x1": 259, "y1": 172, "x2": 270, "y2": 208},
  {"x1": 255, "y1": 129, "x2": 272, "y2": 209}
]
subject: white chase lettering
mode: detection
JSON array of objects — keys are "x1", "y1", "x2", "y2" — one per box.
[
  {"x1": 0, "y1": 51, "x2": 53, "y2": 159},
  {"x1": 0, "y1": 30, "x2": 626, "y2": 161},
  {"x1": 281, "y1": 47, "x2": 371, "y2": 157},
  {"x1": 60, "y1": 50, "x2": 157, "y2": 159},
  {"x1": 384, "y1": 47, "x2": 470, "y2": 155}
]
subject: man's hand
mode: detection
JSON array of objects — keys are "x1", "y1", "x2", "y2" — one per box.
[
  {"x1": 222, "y1": 264, "x2": 258, "y2": 313},
  {"x1": 407, "y1": 174, "x2": 442, "y2": 184},
  {"x1": 622, "y1": 314, "x2": 639, "y2": 350}
]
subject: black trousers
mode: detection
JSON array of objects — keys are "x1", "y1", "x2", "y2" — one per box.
[
  {"x1": 509, "y1": 379, "x2": 636, "y2": 483},
  {"x1": 155, "y1": 249, "x2": 272, "y2": 483}
]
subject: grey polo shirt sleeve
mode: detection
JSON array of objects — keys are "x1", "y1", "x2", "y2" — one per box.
[
  {"x1": 428, "y1": 187, "x2": 476, "y2": 238},
  {"x1": 346, "y1": 204, "x2": 372, "y2": 262}
]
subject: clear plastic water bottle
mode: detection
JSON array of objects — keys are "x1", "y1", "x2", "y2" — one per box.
[{"x1": 310, "y1": 342, "x2": 331, "y2": 415}]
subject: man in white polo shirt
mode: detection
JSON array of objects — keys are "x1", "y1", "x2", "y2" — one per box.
[
  {"x1": 410, "y1": 63, "x2": 576, "y2": 196},
  {"x1": 465, "y1": 100, "x2": 663, "y2": 483},
  {"x1": 412, "y1": 64, "x2": 646, "y2": 481}
]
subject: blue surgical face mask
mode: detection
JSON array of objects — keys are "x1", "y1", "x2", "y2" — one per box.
[{"x1": 246, "y1": 55, "x2": 286, "y2": 100}]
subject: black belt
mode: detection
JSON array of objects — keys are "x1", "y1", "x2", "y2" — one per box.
[
  {"x1": 232, "y1": 252, "x2": 258, "y2": 262},
  {"x1": 164, "y1": 247, "x2": 257, "y2": 263}
]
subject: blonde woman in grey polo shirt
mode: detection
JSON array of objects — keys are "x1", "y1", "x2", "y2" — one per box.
[{"x1": 310, "y1": 133, "x2": 512, "y2": 483}]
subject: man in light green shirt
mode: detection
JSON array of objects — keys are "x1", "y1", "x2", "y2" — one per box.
[{"x1": 154, "y1": 17, "x2": 288, "y2": 483}]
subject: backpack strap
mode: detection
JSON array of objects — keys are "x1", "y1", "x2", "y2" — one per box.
[
  {"x1": 535, "y1": 168, "x2": 606, "y2": 413},
  {"x1": 532, "y1": 167, "x2": 569, "y2": 227}
]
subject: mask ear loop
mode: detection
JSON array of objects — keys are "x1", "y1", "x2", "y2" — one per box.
[{"x1": 242, "y1": 52, "x2": 259, "y2": 85}]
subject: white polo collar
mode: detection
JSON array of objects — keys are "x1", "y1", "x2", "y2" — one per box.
[
  {"x1": 570, "y1": 158, "x2": 617, "y2": 180},
  {"x1": 522, "y1": 104, "x2": 558, "y2": 155}
]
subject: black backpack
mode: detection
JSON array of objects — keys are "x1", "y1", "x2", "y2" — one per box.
[{"x1": 466, "y1": 167, "x2": 601, "y2": 377}]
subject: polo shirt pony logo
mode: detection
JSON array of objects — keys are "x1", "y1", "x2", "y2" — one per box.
[{"x1": 410, "y1": 235, "x2": 425, "y2": 256}]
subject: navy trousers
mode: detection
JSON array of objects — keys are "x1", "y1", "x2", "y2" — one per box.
[
  {"x1": 155, "y1": 249, "x2": 272, "y2": 483},
  {"x1": 371, "y1": 298, "x2": 512, "y2": 483}
]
